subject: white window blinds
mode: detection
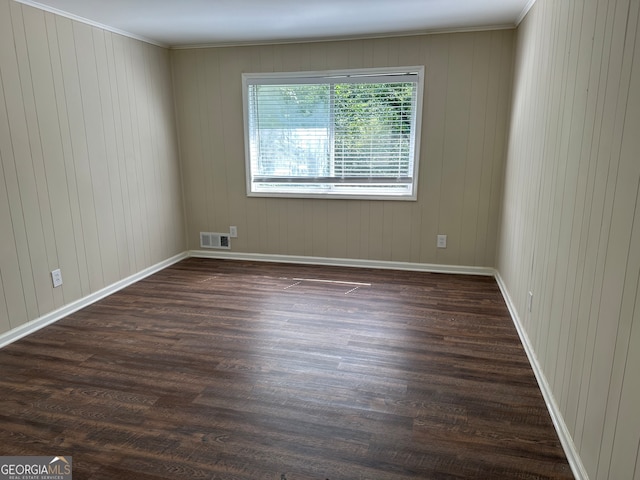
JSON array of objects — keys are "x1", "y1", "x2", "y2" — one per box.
[{"x1": 242, "y1": 67, "x2": 424, "y2": 199}]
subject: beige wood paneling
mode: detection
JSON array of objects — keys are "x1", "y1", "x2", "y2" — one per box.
[
  {"x1": 7, "y1": 1, "x2": 55, "y2": 318},
  {"x1": 172, "y1": 30, "x2": 515, "y2": 265},
  {"x1": 0, "y1": 0, "x2": 185, "y2": 337},
  {"x1": 0, "y1": 7, "x2": 30, "y2": 330},
  {"x1": 497, "y1": 0, "x2": 640, "y2": 477},
  {"x1": 1, "y1": 2, "x2": 39, "y2": 324}
]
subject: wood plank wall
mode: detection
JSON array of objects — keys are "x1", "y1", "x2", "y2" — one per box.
[
  {"x1": 171, "y1": 30, "x2": 514, "y2": 266},
  {"x1": 497, "y1": 0, "x2": 640, "y2": 478},
  {"x1": 0, "y1": 0, "x2": 186, "y2": 336}
]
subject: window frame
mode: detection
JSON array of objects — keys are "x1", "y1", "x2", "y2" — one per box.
[{"x1": 241, "y1": 66, "x2": 425, "y2": 201}]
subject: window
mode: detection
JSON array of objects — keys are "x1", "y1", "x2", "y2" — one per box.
[{"x1": 242, "y1": 66, "x2": 424, "y2": 200}]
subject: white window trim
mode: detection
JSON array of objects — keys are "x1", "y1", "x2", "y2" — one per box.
[{"x1": 241, "y1": 66, "x2": 425, "y2": 201}]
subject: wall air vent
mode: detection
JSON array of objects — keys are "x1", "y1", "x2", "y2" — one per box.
[{"x1": 200, "y1": 232, "x2": 231, "y2": 249}]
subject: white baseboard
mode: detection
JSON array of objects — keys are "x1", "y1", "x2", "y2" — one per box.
[
  {"x1": 0, "y1": 252, "x2": 188, "y2": 349},
  {"x1": 494, "y1": 272, "x2": 588, "y2": 480},
  {"x1": 188, "y1": 250, "x2": 495, "y2": 276}
]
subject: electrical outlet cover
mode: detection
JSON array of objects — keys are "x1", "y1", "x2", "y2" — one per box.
[{"x1": 51, "y1": 269, "x2": 63, "y2": 288}]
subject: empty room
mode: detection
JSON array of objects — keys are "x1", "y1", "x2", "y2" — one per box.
[{"x1": 0, "y1": 0, "x2": 638, "y2": 478}]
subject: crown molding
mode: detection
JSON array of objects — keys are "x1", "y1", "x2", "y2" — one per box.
[
  {"x1": 515, "y1": 0, "x2": 537, "y2": 25},
  {"x1": 14, "y1": 0, "x2": 167, "y2": 47}
]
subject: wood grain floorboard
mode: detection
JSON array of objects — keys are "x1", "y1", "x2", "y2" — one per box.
[{"x1": 0, "y1": 258, "x2": 573, "y2": 479}]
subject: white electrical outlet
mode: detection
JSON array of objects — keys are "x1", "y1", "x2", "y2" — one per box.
[
  {"x1": 528, "y1": 291, "x2": 534, "y2": 312},
  {"x1": 437, "y1": 234, "x2": 447, "y2": 248},
  {"x1": 229, "y1": 226, "x2": 238, "y2": 238},
  {"x1": 51, "y1": 269, "x2": 63, "y2": 288}
]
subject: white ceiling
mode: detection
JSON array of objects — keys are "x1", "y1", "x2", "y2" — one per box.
[{"x1": 19, "y1": 0, "x2": 532, "y2": 48}]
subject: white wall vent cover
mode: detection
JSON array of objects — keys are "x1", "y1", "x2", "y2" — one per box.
[{"x1": 200, "y1": 232, "x2": 231, "y2": 249}]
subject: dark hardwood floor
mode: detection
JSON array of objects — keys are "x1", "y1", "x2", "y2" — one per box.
[{"x1": 0, "y1": 258, "x2": 573, "y2": 479}]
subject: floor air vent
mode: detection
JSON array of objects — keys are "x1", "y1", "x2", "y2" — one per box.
[{"x1": 200, "y1": 232, "x2": 230, "y2": 249}]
